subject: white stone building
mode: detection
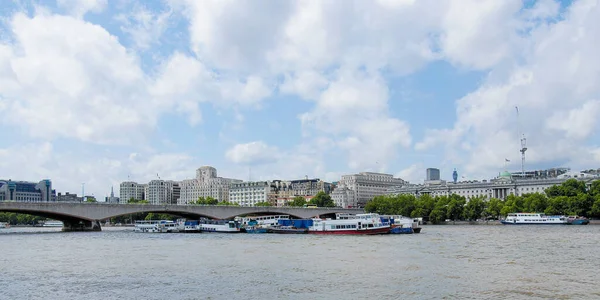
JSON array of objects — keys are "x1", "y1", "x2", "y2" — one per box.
[
  {"x1": 387, "y1": 170, "x2": 599, "y2": 200},
  {"x1": 119, "y1": 181, "x2": 146, "y2": 204},
  {"x1": 331, "y1": 172, "x2": 405, "y2": 208},
  {"x1": 177, "y1": 166, "x2": 242, "y2": 204},
  {"x1": 228, "y1": 181, "x2": 271, "y2": 206}
]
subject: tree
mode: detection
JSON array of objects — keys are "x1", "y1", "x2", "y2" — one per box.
[
  {"x1": 217, "y1": 201, "x2": 239, "y2": 206},
  {"x1": 463, "y1": 196, "x2": 486, "y2": 221},
  {"x1": 309, "y1": 191, "x2": 335, "y2": 207},
  {"x1": 255, "y1": 202, "x2": 272, "y2": 207},
  {"x1": 485, "y1": 198, "x2": 504, "y2": 219},
  {"x1": 85, "y1": 196, "x2": 97, "y2": 203},
  {"x1": 288, "y1": 196, "x2": 307, "y2": 207},
  {"x1": 194, "y1": 196, "x2": 218, "y2": 205},
  {"x1": 128, "y1": 198, "x2": 148, "y2": 204}
]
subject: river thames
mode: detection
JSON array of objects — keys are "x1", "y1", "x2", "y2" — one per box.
[{"x1": 1, "y1": 225, "x2": 598, "y2": 300}]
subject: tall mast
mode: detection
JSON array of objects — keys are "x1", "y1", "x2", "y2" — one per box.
[{"x1": 516, "y1": 106, "x2": 527, "y2": 178}]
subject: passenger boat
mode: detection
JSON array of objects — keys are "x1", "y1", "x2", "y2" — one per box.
[
  {"x1": 236, "y1": 215, "x2": 291, "y2": 227},
  {"x1": 183, "y1": 220, "x2": 201, "y2": 233},
  {"x1": 567, "y1": 216, "x2": 590, "y2": 225},
  {"x1": 500, "y1": 213, "x2": 568, "y2": 225},
  {"x1": 134, "y1": 220, "x2": 180, "y2": 233},
  {"x1": 43, "y1": 220, "x2": 64, "y2": 227},
  {"x1": 245, "y1": 226, "x2": 269, "y2": 234},
  {"x1": 198, "y1": 219, "x2": 241, "y2": 233},
  {"x1": 0, "y1": 222, "x2": 10, "y2": 229},
  {"x1": 308, "y1": 213, "x2": 390, "y2": 235},
  {"x1": 268, "y1": 225, "x2": 308, "y2": 234}
]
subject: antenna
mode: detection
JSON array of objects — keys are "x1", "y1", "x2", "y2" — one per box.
[{"x1": 516, "y1": 106, "x2": 527, "y2": 178}]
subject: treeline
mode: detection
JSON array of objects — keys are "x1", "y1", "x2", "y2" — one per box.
[
  {"x1": 365, "y1": 179, "x2": 600, "y2": 224},
  {"x1": 0, "y1": 212, "x2": 47, "y2": 225}
]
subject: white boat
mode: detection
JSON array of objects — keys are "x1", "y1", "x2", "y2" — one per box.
[
  {"x1": 384, "y1": 215, "x2": 422, "y2": 234},
  {"x1": 501, "y1": 213, "x2": 568, "y2": 225},
  {"x1": 308, "y1": 213, "x2": 390, "y2": 235},
  {"x1": 198, "y1": 219, "x2": 241, "y2": 233},
  {"x1": 236, "y1": 215, "x2": 290, "y2": 227},
  {"x1": 134, "y1": 220, "x2": 180, "y2": 233},
  {"x1": 43, "y1": 221, "x2": 64, "y2": 227},
  {"x1": 0, "y1": 222, "x2": 10, "y2": 229}
]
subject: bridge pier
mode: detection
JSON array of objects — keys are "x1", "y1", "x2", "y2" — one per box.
[{"x1": 62, "y1": 220, "x2": 102, "y2": 232}]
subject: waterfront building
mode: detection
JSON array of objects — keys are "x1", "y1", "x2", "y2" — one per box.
[
  {"x1": 57, "y1": 192, "x2": 82, "y2": 202},
  {"x1": 229, "y1": 181, "x2": 271, "y2": 206},
  {"x1": 0, "y1": 179, "x2": 55, "y2": 202},
  {"x1": 387, "y1": 168, "x2": 600, "y2": 200},
  {"x1": 177, "y1": 166, "x2": 242, "y2": 204},
  {"x1": 119, "y1": 181, "x2": 146, "y2": 204},
  {"x1": 331, "y1": 172, "x2": 405, "y2": 208}
]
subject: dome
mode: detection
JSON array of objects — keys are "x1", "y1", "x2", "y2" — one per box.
[{"x1": 499, "y1": 171, "x2": 512, "y2": 178}]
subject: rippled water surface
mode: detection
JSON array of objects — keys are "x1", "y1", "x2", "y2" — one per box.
[{"x1": 1, "y1": 225, "x2": 599, "y2": 299}]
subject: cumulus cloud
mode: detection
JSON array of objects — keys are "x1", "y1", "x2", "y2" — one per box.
[
  {"x1": 225, "y1": 141, "x2": 279, "y2": 165},
  {"x1": 56, "y1": 0, "x2": 107, "y2": 18}
]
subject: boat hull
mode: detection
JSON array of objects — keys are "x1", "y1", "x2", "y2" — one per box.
[
  {"x1": 245, "y1": 228, "x2": 268, "y2": 234},
  {"x1": 268, "y1": 228, "x2": 308, "y2": 234},
  {"x1": 389, "y1": 226, "x2": 414, "y2": 234},
  {"x1": 568, "y1": 219, "x2": 590, "y2": 225},
  {"x1": 308, "y1": 227, "x2": 390, "y2": 235}
]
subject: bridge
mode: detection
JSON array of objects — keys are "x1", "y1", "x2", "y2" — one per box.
[{"x1": 0, "y1": 202, "x2": 364, "y2": 231}]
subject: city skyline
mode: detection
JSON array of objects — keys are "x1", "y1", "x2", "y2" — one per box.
[{"x1": 2, "y1": 0, "x2": 600, "y2": 198}]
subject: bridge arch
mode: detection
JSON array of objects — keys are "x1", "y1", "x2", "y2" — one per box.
[
  {"x1": 0, "y1": 207, "x2": 100, "y2": 231},
  {"x1": 103, "y1": 210, "x2": 220, "y2": 221}
]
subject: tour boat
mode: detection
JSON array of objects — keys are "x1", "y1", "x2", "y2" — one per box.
[
  {"x1": 134, "y1": 220, "x2": 179, "y2": 233},
  {"x1": 236, "y1": 215, "x2": 291, "y2": 227},
  {"x1": 308, "y1": 213, "x2": 391, "y2": 235},
  {"x1": 43, "y1": 221, "x2": 64, "y2": 227},
  {"x1": 500, "y1": 213, "x2": 568, "y2": 225},
  {"x1": 197, "y1": 219, "x2": 241, "y2": 233},
  {"x1": 244, "y1": 225, "x2": 269, "y2": 234}
]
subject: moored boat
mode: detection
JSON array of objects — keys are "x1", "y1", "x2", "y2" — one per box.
[
  {"x1": 43, "y1": 220, "x2": 64, "y2": 227},
  {"x1": 135, "y1": 220, "x2": 179, "y2": 233},
  {"x1": 0, "y1": 222, "x2": 10, "y2": 229},
  {"x1": 198, "y1": 219, "x2": 241, "y2": 233},
  {"x1": 382, "y1": 215, "x2": 423, "y2": 234},
  {"x1": 268, "y1": 225, "x2": 308, "y2": 234},
  {"x1": 245, "y1": 226, "x2": 269, "y2": 234},
  {"x1": 500, "y1": 213, "x2": 568, "y2": 225},
  {"x1": 567, "y1": 216, "x2": 590, "y2": 225},
  {"x1": 308, "y1": 213, "x2": 390, "y2": 235}
]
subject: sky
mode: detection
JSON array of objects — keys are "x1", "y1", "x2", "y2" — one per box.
[{"x1": 1, "y1": 0, "x2": 599, "y2": 199}]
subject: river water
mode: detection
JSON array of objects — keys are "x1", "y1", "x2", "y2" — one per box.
[{"x1": 1, "y1": 225, "x2": 598, "y2": 300}]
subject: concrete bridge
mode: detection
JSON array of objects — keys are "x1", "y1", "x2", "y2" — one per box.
[{"x1": 0, "y1": 202, "x2": 364, "y2": 231}]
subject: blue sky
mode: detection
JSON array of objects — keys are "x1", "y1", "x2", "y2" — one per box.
[{"x1": 1, "y1": 0, "x2": 599, "y2": 198}]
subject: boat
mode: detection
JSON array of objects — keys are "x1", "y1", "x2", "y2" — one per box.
[
  {"x1": 567, "y1": 216, "x2": 590, "y2": 225},
  {"x1": 236, "y1": 215, "x2": 291, "y2": 227},
  {"x1": 382, "y1": 215, "x2": 423, "y2": 234},
  {"x1": 134, "y1": 220, "x2": 180, "y2": 233},
  {"x1": 183, "y1": 220, "x2": 201, "y2": 233},
  {"x1": 245, "y1": 226, "x2": 269, "y2": 234},
  {"x1": 308, "y1": 213, "x2": 391, "y2": 235},
  {"x1": 43, "y1": 220, "x2": 64, "y2": 227},
  {"x1": 500, "y1": 213, "x2": 568, "y2": 225},
  {"x1": 268, "y1": 225, "x2": 308, "y2": 234},
  {"x1": 0, "y1": 222, "x2": 10, "y2": 229},
  {"x1": 198, "y1": 219, "x2": 241, "y2": 233}
]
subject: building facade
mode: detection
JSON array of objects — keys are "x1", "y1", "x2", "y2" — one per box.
[
  {"x1": 387, "y1": 170, "x2": 599, "y2": 200},
  {"x1": 177, "y1": 166, "x2": 242, "y2": 205},
  {"x1": 331, "y1": 172, "x2": 405, "y2": 208},
  {"x1": 0, "y1": 179, "x2": 55, "y2": 202},
  {"x1": 57, "y1": 192, "x2": 82, "y2": 202},
  {"x1": 119, "y1": 181, "x2": 146, "y2": 204},
  {"x1": 229, "y1": 181, "x2": 271, "y2": 206},
  {"x1": 426, "y1": 168, "x2": 441, "y2": 181}
]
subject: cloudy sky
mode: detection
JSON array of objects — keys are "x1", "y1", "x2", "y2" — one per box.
[{"x1": 1, "y1": 0, "x2": 599, "y2": 198}]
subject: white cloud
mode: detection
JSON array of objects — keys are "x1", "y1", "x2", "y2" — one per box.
[
  {"x1": 395, "y1": 164, "x2": 423, "y2": 183},
  {"x1": 225, "y1": 141, "x2": 279, "y2": 165},
  {"x1": 56, "y1": 0, "x2": 107, "y2": 18},
  {"x1": 116, "y1": 4, "x2": 172, "y2": 50},
  {"x1": 417, "y1": 0, "x2": 600, "y2": 178}
]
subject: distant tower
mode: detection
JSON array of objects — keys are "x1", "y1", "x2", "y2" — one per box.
[
  {"x1": 452, "y1": 168, "x2": 458, "y2": 184},
  {"x1": 426, "y1": 168, "x2": 440, "y2": 181},
  {"x1": 516, "y1": 106, "x2": 527, "y2": 177},
  {"x1": 110, "y1": 186, "x2": 114, "y2": 198}
]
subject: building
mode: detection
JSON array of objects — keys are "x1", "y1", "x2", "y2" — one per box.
[
  {"x1": 146, "y1": 180, "x2": 169, "y2": 205},
  {"x1": 331, "y1": 172, "x2": 405, "y2": 208},
  {"x1": 104, "y1": 186, "x2": 119, "y2": 203},
  {"x1": 426, "y1": 168, "x2": 441, "y2": 181},
  {"x1": 177, "y1": 166, "x2": 242, "y2": 205},
  {"x1": 387, "y1": 168, "x2": 600, "y2": 201},
  {"x1": 58, "y1": 192, "x2": 82, "y2": 202},
  {"x1": 229, "y1": 181, "x2": 271, "y2": 206},
  {"x1": 119, "y1": 181, "x2": 146, "y2": 204},
  {"x1": 0, "y1": 179, "x2": 55, "y2": 202}
]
